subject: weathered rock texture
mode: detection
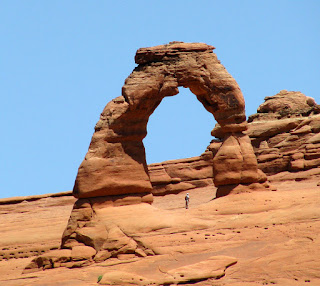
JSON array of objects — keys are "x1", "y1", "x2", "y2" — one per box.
[
  {"x1": 148, "y1": 154, "x2": 214, "y2": 196},
  {"x1": 73, "y1": 41, "x2": 265, "y2": 200},
  {"x1": 53, "y1": 42, "x2": 268, "y2": 269},
  {"x1": 3, "y1": 87, "x2": 320, "y2": 283},
  {"x1": 3, "y1": 180, "x2": 320, "y2": 285},
  {"x1": 248, "y1": 90, "x2": 319, "y2": 122},
  {"x1": 148, "y1": 90, "x2": 320, "y2": 194},
  {"x1": 247, "y1": 90, "x2": 320, "y2": 177},
  {"x1": 98, "y1": 256, "x2": 237, "y2": 285}
]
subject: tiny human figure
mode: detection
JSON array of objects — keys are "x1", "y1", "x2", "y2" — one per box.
[{"x1": 185, "y1": 193, "x2": 190, "y2": 209}]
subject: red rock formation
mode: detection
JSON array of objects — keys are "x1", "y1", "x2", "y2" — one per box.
[
  {"x1": 34, "y1": 42, "x2": 267, "y2": 271},
  {"x1": 148, "y1": 91, "x2": 320, "y2": 194},
  {"x1": 73, "y1": 41, "x2": 264, "y2": 200},
  {"x1": 248, "y1": 90, "x2": 318, "y2": 122},
  {"x1": 207, "y1": 90, "x2": 320, "y2": 182},
  {"x1": 148, "y1": 154, "x2": 213, "y2": 196},
  {"x1": 247, "y1": 90, "x2": 320, "y2": 178}
]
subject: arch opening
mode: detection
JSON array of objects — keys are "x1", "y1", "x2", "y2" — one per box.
[{"x1": 143, "y1": 87, "x2": 216, "y2": 165}]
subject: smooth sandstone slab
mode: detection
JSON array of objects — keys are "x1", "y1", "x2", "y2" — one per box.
[{"x1": 99, "y1": 255, "x2": 237, "y2": 285}]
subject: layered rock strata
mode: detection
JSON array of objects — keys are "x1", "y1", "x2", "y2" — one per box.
[
  {"x1": 247, "y1": 90, "x2": 320, "y2": 177},
  {"x1": 148, "y1": 154, "x2": 214, "y2": 196}
]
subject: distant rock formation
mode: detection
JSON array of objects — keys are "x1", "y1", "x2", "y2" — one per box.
[
  {"x1": 148, "y1": 154, "x2": 214, "y2": 196},
  {"x1": 248, "y1": 90, "x2": 318, "y2": 122},
  {"x1": 247, "y1": 90, "x2": 320, "y2": 177}
]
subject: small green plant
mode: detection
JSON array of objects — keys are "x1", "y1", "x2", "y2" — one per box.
[{"x1": 97, "y1": 275, "x2": 103, "y2": 283}]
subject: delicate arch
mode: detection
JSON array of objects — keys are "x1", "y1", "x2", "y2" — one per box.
[{"x1": 73, "y1": 42, "x2": 266, "y2": 199}]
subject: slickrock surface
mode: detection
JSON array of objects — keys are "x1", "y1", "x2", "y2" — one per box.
[{"x1": 1, "y1": 179, "x2": 320, "y2": 285}]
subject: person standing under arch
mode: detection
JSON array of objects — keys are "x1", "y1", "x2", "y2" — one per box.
[{"x1": 185, "y1": 193, "x2": 190, "y2": 209}]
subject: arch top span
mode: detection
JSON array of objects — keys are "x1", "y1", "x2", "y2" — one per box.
[
  {"x1": 73, "y1": 42, "x2": 267, "y2": 199},
  {"x1": 134, "y1": 42, "x2": 216, "y2": 64},
  {"x1": 122, "y1": 42, "x2": 247, "y2": 135}
]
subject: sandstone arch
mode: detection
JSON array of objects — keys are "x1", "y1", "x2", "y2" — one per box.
[
  {"x1": 24, "y1": 42, "x2": 269, "y2": 271},
  {"x1": 73, "y1": 42, "x2": 265, "y2": 200}
]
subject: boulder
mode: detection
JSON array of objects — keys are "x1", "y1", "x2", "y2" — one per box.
[{"x1": 71, "y1": 246, "x2": 96, "y2": 261}]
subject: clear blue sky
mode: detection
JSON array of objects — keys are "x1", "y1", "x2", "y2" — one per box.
[{"x1": 1, "y1": 1, "x2": 319, "y2": 198}]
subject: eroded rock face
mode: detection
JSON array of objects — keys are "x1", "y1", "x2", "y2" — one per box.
[
  {"x1": 210, "y1": 91, "x2": 320, "y2": 178},
  {"x1": 56, "y1": 42, "x2": 266, "y2": 269},
  {"x1": 148, "y1": 91, "x2": 320, "y2": 192},
  {"x1": 248, "y1": 90, "x2": 319, "y2": 122},
  {"x1": 148, "y1": 154, "x2": 214, "y2": 196},
  {"x1": 98, "y1": 256, "x2": 237, "y2": 285},
  {"x1": 73, "y1": 41, "x2": 263, "y2": 200},
  {"x1": 247, "y1": 91, "x2": 320, "y2": 177}
]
